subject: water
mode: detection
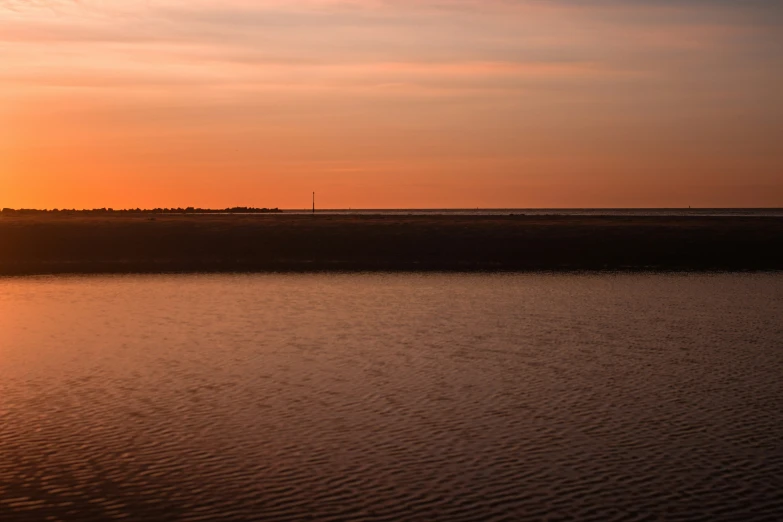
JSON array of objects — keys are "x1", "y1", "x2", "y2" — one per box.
[
  {"x1": 283, "y1": 208, "x2": 783, "y2": 217},
  {"x1": 1, "y1": 273, "x2": 782, "y2": 521}
]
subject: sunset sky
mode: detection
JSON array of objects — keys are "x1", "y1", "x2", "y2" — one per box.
[{"x1": 1, "y1": 0, "x2": 782, "y2": 209}]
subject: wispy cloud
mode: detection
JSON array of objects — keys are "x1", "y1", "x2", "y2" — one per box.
[{"x1": 2, "y1": 0, "x2": 781, "y2": 207}]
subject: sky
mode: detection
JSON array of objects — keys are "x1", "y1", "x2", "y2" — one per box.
[{"x1": 1, "y1": 0, "x2": 782, "y2": 209}]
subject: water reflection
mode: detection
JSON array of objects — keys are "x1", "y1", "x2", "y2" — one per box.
[{"x1": 1, "y1": 273, "x2": 782, "y2": 521}]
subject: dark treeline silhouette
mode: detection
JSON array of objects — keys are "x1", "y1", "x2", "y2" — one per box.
[{"x1": 1, "y1": 207, "x2": 282, "y2": 215}]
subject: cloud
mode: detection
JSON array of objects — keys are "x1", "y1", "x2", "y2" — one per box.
[
  {"x1": 1, "y1": 0, "x2": 778, "y2": 109},
  {"x1": 2, "y1": 0, "x2": 781, "y2": 209}
]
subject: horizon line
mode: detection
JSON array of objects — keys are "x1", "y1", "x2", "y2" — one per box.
[{"x1": 3, "y1": 207, "x2": 782, "y2": 213}]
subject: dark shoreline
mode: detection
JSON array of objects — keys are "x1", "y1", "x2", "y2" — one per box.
[{"x1": 1, "y1": 214, "x2": 781, "y2": 275}]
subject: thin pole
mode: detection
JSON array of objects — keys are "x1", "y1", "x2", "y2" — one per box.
[{"x1": 312, "y1": 192, "x2": 315, "y2": 214}]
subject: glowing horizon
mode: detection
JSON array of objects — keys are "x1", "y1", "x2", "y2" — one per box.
[{"x1": 2, "y1": 0, "x2": 782, "y2": 209}]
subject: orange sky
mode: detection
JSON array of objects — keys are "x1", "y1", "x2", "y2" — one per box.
[{"x1": 1, "y1": 0, "x2": 782, "y2": 209}]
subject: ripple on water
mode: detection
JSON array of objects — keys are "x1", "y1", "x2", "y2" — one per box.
[{"x1": 1, "y1": 273, "x2": 782, "y2": 521}]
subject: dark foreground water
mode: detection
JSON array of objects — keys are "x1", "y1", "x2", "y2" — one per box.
[{"x1": 1, "y1": 274, "x2": 782, "y2": 521}]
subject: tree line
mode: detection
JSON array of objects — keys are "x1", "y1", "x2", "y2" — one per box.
[{"x1": 1, "y1": 207, "x2": 283, "y2": 214}]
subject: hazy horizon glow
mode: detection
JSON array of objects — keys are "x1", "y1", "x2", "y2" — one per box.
[{"x1": 2, "y1": 0, "x2": 782, "y2": 208}]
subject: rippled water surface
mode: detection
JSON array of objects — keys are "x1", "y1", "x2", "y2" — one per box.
[{"x1": 1, "y1": 273, "x2": 782, "y2": 521}]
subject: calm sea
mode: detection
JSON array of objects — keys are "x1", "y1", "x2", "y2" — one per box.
[
  {"x1": 283, "y1": 208, "x2": 783, "y2": 217},
  {"x1": 1, "y1": 274, "x2": 782, "y2": 521}
]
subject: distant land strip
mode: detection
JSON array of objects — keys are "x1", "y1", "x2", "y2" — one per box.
[
  {"x1": 0, "y1": 214, "x2": 781, "y2": 275},
  {"x1": 0, "y1": 207, "x2": 282, "y2": 215}
]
